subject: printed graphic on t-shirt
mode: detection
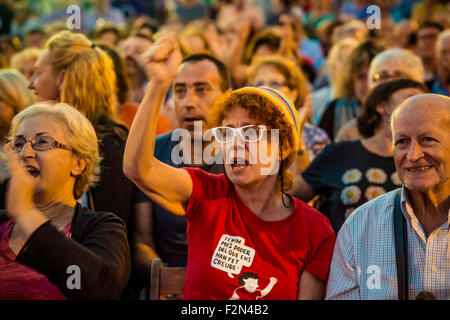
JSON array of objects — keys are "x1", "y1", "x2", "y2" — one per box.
[
  {"x1": 211, "y1": 235, "x2": 255, "y2": 278},
  {"x1": 229, "y1": 272, "x2": 278, "y2": 300},
  {"x1": 211, "y1": 234, "x2": 278, "y2": 300}
]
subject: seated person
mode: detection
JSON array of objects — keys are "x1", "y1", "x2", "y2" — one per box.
[
  {"x1": 124, "y1": 34, "x2": 335, "y2": 300},
  {"x1": 293, "y1": 79, "x2": 427, "y2": 233},
  {"x1": 0, "y1": 103, "x2": 131, "y2": 299}
]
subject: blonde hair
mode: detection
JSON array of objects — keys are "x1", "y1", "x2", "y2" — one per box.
[
  {"x1": 10, "y1": 48, "x2": 42, "y2": 73},
  {"x1": 0, "y1": 69, "x2": 34, "y2": 113},
  {"x1": 368, "y1": 48, "x2": 425, "y2": 87},
  {"x1": 436, "y1": 29, "x2": 450, "y2": 56},
  {"x1": 246, "y1": 55, "x2": 310, "y2": 108},
  {"x1": 327, "y1": 37, "x2": 359, "y2": 97},
  {"x1": 0, "y1": 69, "x2": 34, "y2": 114},
  {"x1": 8, "y1": 103, "x2": 102, "y2": 200},
  {"x1": 44, "y1": 31, "x2": 116, "y2": 124}
]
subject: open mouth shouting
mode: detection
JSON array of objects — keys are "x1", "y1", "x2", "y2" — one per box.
[
  {"x1": 26, "y1": 165, "x2": 40, "y2": 177},
  {"x1": 230, "y1": 157, "x2": 250, "y2": 171}
]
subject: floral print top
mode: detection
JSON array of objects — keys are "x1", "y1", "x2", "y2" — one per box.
[{"x1": 302, "y1": 140, "x2": 401, "y2": 233}]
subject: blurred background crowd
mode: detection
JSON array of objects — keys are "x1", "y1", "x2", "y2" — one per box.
[{"x1": 0, "y1": 0, "x2": 449, "y2": 299}]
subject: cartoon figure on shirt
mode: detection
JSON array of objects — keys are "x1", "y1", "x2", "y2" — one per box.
[{"x1": 229, "y1": 272, "x2": 277, "y2": 300}]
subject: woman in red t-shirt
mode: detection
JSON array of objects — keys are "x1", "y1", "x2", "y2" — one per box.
[{"x1": 124, "y1": 34, "x2": 336, "y2": 300}]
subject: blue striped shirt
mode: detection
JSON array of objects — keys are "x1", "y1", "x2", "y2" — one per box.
[{"x1": 326, "y1": 187, "x2": 450, "y2": 300}]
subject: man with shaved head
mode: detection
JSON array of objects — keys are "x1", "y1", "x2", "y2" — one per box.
[{"x1": 326, "y1": 94, "x2": 450, "y2": 300}]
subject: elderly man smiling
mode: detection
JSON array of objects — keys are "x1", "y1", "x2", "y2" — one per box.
[{"x1": 326, "y1": 94, "x2": 450, "y2": 300}]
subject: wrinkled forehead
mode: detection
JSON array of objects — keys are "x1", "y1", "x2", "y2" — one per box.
[
  {"x1": 370, "y1": 59, "x2": 409, "y2": 77},
  {"x1": 175, "y1": 60, "x2": 221, "y2": 85},
  {"x1": 392, "y1": 96, "x2": 450, "y2": 135},
  {"x1": 16, "y1": 114, "x2": 65, "y2": 140},
  {"x1": 221, "y1": 105, "x2": 255, "y2": 126}
]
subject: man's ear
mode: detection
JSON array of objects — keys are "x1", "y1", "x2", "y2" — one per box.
[{"x1": 71, "y1": 157, "x2": 87, "y2": 177}]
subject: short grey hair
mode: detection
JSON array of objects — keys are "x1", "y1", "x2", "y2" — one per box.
[
  {"x1": 8, "y1": 102, "x2": 101, "y2": 200},
  {"x1": 369, "y1": 48, "x2": 425, "y2": 86},
  {"x1": 436, "y1": 29, "x2": 450, "y2": 56}
]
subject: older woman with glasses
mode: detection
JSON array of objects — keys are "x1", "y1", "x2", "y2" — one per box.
[
  {"x1": 0, "y1": 103, "x2": 131, "y2": 299},
  {"x1": 28, "y1": 31, "x2": 134, "y2": 226},
  {"x1": 124, "y1": 34, "x2": 335, "y2": 300},
  {"x1": 335, "y1": 48, "x2": 425, "y2": 142}
]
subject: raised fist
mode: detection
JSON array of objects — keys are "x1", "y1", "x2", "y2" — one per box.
[{"x1": 141, "y1": 33, "x2": 183, "y2": 83}]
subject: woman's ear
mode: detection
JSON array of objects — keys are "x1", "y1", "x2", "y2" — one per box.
[
  {"x1": 375, "y1": 101, "x2": 388, "y2": 117},
  {"x1": 71, "y1": 157, "x2": 87, "y2": 177},
  {"x1": 56, "y1": 69, "x2": 66, "y2": 97}
]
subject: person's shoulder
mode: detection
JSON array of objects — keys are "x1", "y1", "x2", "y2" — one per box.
[
  {"x1": 319, "y1": 140, "x2": 360, "y2": 156},
  {"x1": 154, "y1": 130, "x2": 180, "y2": 160},
  {"x1": 311, "y1": 86, "x2": 332, "y2": 99},
  {"x1": 73, "y1": 205, "x2": 127, "y2": 235},
  {"x1": 344, "y1": 189, "x2": 399, "y2": 232},
  {"x1": 155, "y1": 130, "x2": 176, "y2": 146},
  {"x1": 291, "y1": 197, "x2": 333, "y2": 232},
  {"x1": 184, "y1": 167, "x2": 227, "y2": 184},
  {"x1": 96, "y1": 117, "x2": 129, "y2": 145},
  {"x1": 335, "y1": 119, "x2": 359, "y2": 141}
]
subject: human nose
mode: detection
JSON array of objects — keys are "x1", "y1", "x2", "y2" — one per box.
[
  {"x1": 231, "y1": 130, "x2": 248, "y2": 152},
  {"x1": 28, "y1": 75, "x2": 35, "y2": 90},
  {"x1": 406, "y1": 141, "x2": 424, "y2": 162},
  {"x1": 19, "y1": 141, "x2": 36, "y2": 159},
  {"x1": 184, "y1": 88, "x2": 199, "y2": 107}
]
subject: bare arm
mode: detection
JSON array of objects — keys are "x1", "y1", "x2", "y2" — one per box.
[
  {"x1": 290, "y1": 132, "x2": 315, "y2": 202},
  {"x1": 297, "y1": 270, "x2": 326, "y2": 300},
  {"x1": 291, "y1": 175, "x2": 316, "y2": 203},
  {"x1": 123, "y1": 34, "x2": 192, "y2": 216}
]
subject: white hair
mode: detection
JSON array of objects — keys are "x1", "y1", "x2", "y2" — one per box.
[
  {"x1": 369, "y1": 48, "x2": 425, "y2": 86},
  {"x1": 436, "y1": 29, "x2": 450, "y2": 56}
]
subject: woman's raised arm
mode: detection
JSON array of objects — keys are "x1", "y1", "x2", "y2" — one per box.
[{"x1": 123, "y1": 34, "x2": 192, "y2": 216}]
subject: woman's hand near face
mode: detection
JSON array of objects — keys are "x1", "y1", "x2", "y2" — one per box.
[{"x1": 4, "y1": 143, "x2": 48, "y2": 237}]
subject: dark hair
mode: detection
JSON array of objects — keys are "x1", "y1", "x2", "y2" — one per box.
[
  {"x1": 182, "y1": 53, "x2": 230, "y2": 92},
  {"x1": 357, "y1": 79, "x2": 428, "y2": 138},
  {"x1": 137, "y1": 22, "x2": 158, "y2": 35},
  {"x1": 95, "y1": 43, "x2": 130, "y2": 105},
  {"x1": 238, "y1": 272, "x2": 259, "y2": 285},
  {"x1": 419, "y1": 21, "x2": 444, "y2": 32},
  {"x1": 131, "y1": 16, "x2": 159, "y2": 36},
  {"x1": 341, "y1": 39, "x2": 385, "y2": 98},
  {"x1": 245, "y1": 30, "x2": 280, "y2": 63},
  {"x1": 95, "y1": 25, "x2": 121, "y2": 43},
  {"x1": 25, "y1": 27, "x2": 45, "y2": 37},
  {"x1": 134, "y1": 32, "x2": 153, "y2": 43}
]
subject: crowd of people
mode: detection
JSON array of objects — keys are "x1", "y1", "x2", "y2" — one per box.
[{"x1": 0, "y1": 0, "x2": 449, "y2": 300}]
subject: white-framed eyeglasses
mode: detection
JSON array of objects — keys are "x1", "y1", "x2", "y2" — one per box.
[{"x1": 211, "y1": 125, "x2": 267, "y2": 143}]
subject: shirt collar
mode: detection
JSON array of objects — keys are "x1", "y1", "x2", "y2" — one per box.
[{"x1": 401, "y1": 185, "x2": 450, "y2": 230}]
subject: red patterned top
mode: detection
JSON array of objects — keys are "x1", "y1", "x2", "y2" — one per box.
[{"x1": 0, "y1": 219, "x2": 71, "y2": 300}]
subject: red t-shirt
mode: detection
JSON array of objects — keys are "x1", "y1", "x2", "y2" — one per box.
[
  {"x1": 182, "y1": 168, "x2": 336, "y2": 300},
  {"x1": 0, "y1": 220, "x2": 71, "y2": 300}
]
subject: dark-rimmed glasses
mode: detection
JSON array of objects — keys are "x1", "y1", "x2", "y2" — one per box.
[{"x1": 10, "y1": 136, "x2": 73, "y2": 152}]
